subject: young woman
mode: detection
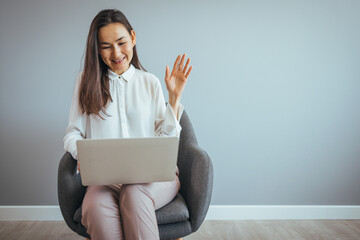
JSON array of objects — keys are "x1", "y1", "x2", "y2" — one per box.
[{"x1": 63, "y1": 9, "x2": 192, "y2": 240}]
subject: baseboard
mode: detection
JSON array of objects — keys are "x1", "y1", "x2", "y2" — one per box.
[
  {"x1": 0, "y1": 205, "x2": 359, "y2": 221},
  {"x1": 206, "y1": 205, "x2": 360, "y2": 220},
  {"x1": 0, "y1": 206, "x2": 63, "y2": 221}
]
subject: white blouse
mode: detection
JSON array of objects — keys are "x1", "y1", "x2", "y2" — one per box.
[{"x1": 63, "y1": 64, "x2": 184, "y2": 160}]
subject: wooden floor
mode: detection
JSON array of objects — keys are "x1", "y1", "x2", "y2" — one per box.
[{"x1": 0, "y1": 220, "x2": 359, "y2": 240}]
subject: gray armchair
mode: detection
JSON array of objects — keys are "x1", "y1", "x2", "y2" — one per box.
[{"x1": 58, "y1": 110, "x2": 213, "y2": 240}]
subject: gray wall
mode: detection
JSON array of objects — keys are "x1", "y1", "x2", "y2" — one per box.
[{"x1": 1, "y1": 0, "x2": 360, "y2": 205}]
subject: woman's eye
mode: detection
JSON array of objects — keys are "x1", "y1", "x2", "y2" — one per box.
[{"x1": 101, "y1": 43, "x2": 124, "y2": 49}]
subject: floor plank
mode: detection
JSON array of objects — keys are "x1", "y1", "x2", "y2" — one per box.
[
  {"x1": 0, "y1": 220, "x2": 359, "y2": 240},
  {"x1": 185, "y1": 220, "x2": 360, "y2": 240}
]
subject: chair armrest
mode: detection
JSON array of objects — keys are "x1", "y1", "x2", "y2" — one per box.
[
  {"x1": 57, "y1": 152, "x2": 87, "y2": 231},
  {"x1": 178, "y1": 144, "x2": 214, "y2": 232}
]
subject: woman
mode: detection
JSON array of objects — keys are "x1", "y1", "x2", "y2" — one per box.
[{"x1": 63, "y1": 9, "x2": 192, "y2": 240}]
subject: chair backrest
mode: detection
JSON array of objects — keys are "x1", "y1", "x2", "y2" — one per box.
[
  {"x1": 179, "y1": 110, "x2": 198, "y2": 147},
  {"x1": 177, "y1": 110, "x2": 199, "y2": 195},
  {"x1": 177, "y1": 110, "x2": 213, "y2": 232},
  {"x1": 58, "y1": 152, "x2": 87, "y2": 232}
]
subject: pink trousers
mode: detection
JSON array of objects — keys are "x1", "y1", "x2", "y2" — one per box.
[{"x1": 81, "y1": 176, "x2": 180, "y2": 240}]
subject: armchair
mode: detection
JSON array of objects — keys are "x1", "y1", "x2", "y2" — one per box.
[{"x1": 57, "y1": 110, "x2": 213, "y2": 239}]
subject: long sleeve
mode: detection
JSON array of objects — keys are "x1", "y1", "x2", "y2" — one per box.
[
  {"x1": 63, "y1": 73, "x2": 87, "y2": 160},
  {"x1": 154, "y1": 77, "x2": 184, "y2": 137}
]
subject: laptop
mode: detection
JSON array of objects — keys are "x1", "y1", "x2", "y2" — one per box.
[{"x1": 76, "y1": 137, "x2": 179, "y2": 186}]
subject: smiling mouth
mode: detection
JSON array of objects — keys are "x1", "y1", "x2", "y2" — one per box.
[{"x1": 112, "y1": 56, "x2": 125, "y2": 64}]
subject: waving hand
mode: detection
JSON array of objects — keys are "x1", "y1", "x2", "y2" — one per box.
[{"x1": 165, "y1": 54, "x2": 192, "y2": 116}]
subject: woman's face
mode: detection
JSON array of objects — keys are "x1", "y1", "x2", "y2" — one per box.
[{"x1": 98, "y1": 22, "x2": 136, "y2": 75}]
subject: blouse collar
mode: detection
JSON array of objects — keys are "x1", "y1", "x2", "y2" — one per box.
[{"x1": 107, "y1": 64, "x2": 135, "y2": 82}]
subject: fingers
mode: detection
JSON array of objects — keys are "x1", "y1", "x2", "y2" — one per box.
[
  {"x1": 185, "y1": 65, "x2": 193, "y2": 79},
  {"x1": 173, "y1": 55, "x2": 181, "y2": 73},
  {"x1": 165, "y1": 65, "x2": 170, "y2": 82},
  {"x1": 183, "y1": 58, "x2": 190, "y2": 74},
  {"x1": 171, "y1": 53, "x2": 193, "y2": 79},
  {"x1": 179, "y1": 54, "x2": 186, "y2": 70}
]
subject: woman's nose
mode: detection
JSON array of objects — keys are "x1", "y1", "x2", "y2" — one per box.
[{"x1": 113, "y1": 46, "x2": 121, "y2": 58}]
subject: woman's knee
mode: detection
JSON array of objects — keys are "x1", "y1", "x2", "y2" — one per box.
[
  {"x1": 119, "y1": 184, "x2": 155, "y2": 211},
  {"x1": 82, "y1": 186, "x2": 119, "y2": 222}
]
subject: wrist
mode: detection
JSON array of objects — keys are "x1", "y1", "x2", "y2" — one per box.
[
  {"x1": 169, "y1": 95, "x2": 181, "y2": 108},
  {"x1": 169, "y1": 95, "x2": 181, "y2": 119}
]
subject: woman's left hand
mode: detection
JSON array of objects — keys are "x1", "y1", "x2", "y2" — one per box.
[{"x1": 165, "y1": 54, "x2": 192, "y2": 111}]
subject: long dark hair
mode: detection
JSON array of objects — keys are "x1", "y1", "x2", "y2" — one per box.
[{"x1": 79, "y1": 9, "x2": 146, "y2": 118}]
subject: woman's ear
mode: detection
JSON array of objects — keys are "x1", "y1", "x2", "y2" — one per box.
[{"x1": 131, "y1": 30, "x2": 136, "y2": 47}]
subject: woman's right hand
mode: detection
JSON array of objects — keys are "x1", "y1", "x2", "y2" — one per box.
[{"x1": 77, "y1": 161, "x2": 80, "y2": 173}]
